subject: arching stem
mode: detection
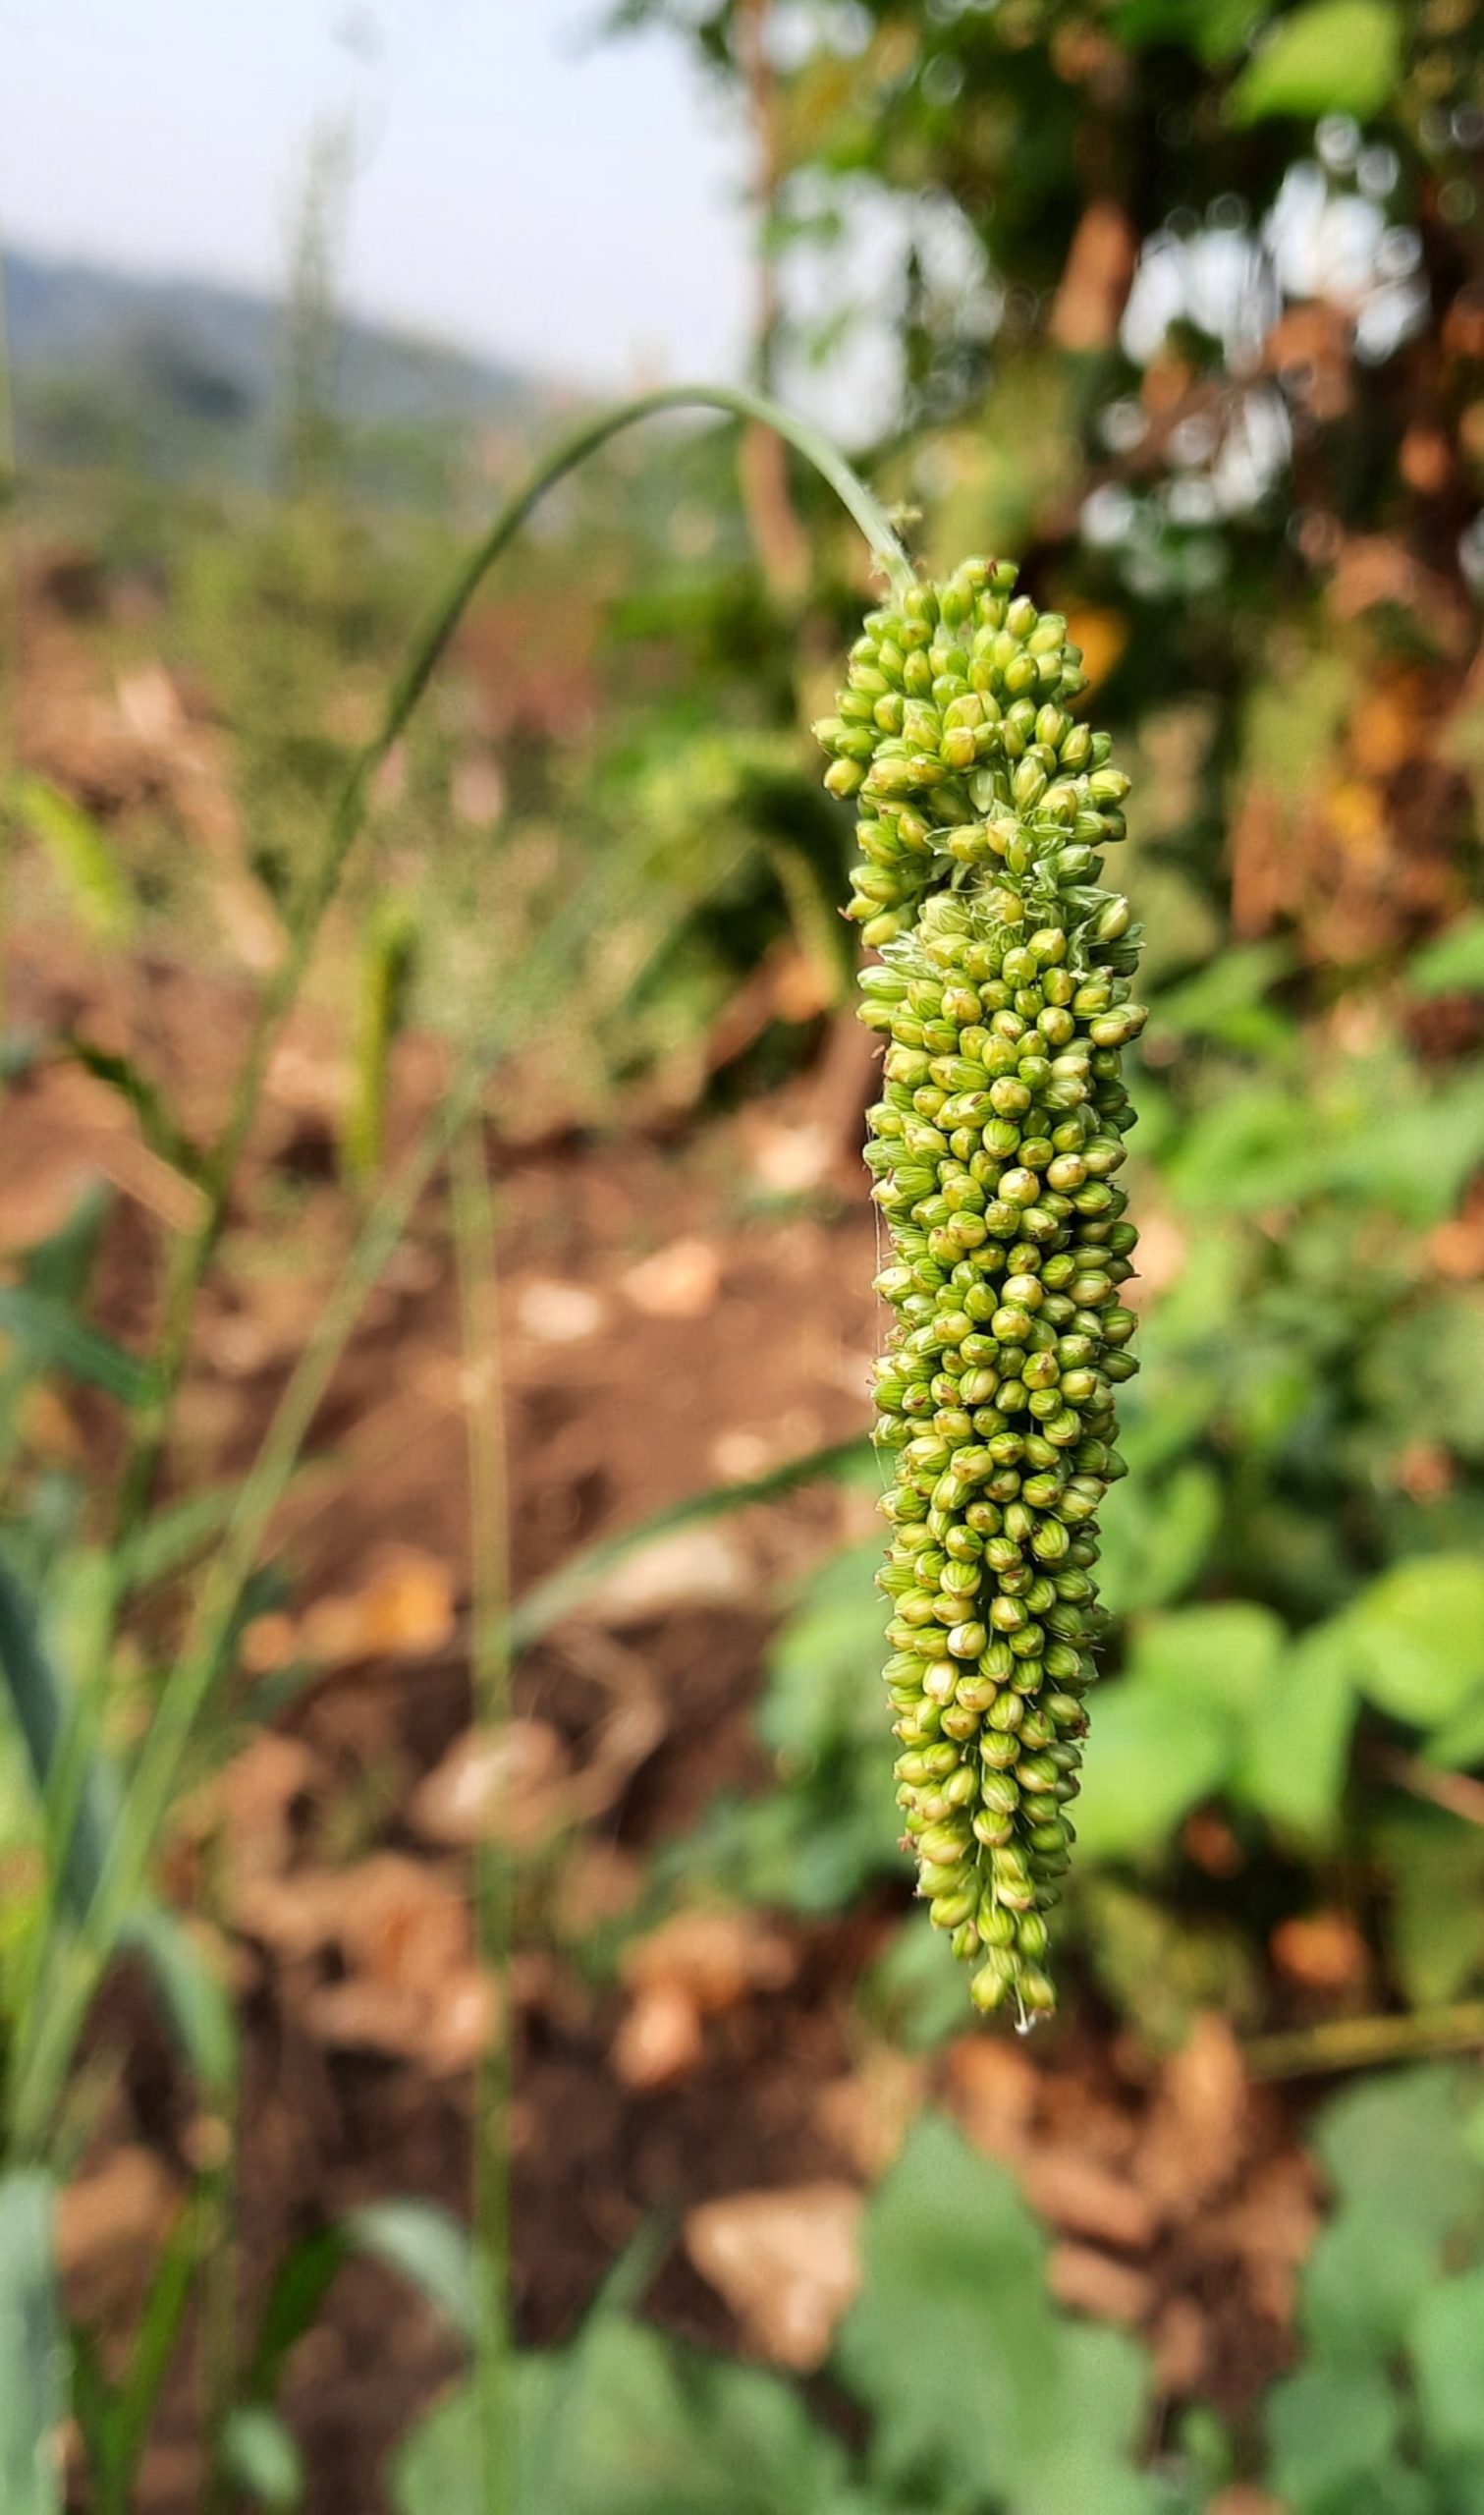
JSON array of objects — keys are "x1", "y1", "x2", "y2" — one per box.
[{"x1": 110, "y1": 385, "x2": 911, "y2": 1553}]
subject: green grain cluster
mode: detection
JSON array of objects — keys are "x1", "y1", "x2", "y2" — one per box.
[{"x1": 815, "y1": 554, "x2": 1143, "y2": 2019}]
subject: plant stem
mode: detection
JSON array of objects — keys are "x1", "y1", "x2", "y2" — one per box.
[
  {"x1": 18, "y1": 383, "x2": 909, "y2": 2152},
  {"x1": 451, "y1": 1117, "x2": 515, "y2": 2515},
  {"x1": 6, "y1": 866, "x2": 611, "y2": 2152},
  {"x1": 1244, "y1": 2003, "x2": 1484, "y2": 2081},
  {"x1": 108, "y1": 382, "x2": 910, "y2": 1564}
]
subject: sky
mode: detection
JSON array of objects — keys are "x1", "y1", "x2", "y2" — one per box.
[{"x1": 0, "y1": 0, "x2": 755, "y2": 392}]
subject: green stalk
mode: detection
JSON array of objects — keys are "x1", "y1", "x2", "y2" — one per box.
[
  {"x1": 5, "y1": 871, "x2": 610, "y2": 2154},
  {"x1": 13, "y1": 384, "x2": 909, "y2": 2147},
  {"x1": 108, "y1": 383, "x2": 910, "y2": 1559},
  {"x1": 450, "y1": 1120, "x2": 514, "y2": 2515}
]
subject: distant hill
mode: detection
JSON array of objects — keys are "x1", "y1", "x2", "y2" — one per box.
[{"x1": 3, "y1": 245, "x2": 553, "y2": 490}]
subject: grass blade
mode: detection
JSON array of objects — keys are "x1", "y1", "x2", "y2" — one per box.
[
  {"x1": 0, "y1": 1286, "x2": 155, "y2": 1406},
  {"x1": 0, "y1": 2169, "x2": 66, "y2": 2515},
  {"x1": 505, "y1": 1432, "x2": 871, "y2": 1655}
]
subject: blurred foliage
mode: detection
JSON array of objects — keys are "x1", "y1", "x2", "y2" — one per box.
[{"x1": 5, "y1": 0, "x2": 1484, "y2": 2502}]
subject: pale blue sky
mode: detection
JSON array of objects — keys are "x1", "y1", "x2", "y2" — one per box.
[{"x1": 0, "y1": 0, "x2": 754, "y2": 389}]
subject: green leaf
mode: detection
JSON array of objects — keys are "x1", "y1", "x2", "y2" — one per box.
[
  {"x1": 0, "y1": 2171, "x2": 66, "y2": 2515},
  {"x1": 1409, "y1": 913, "x2": 1484, "y2": 998},
  {"x1": 1410, "y1": 2264, "x2": 1484, "y2": 2463},
  {"x1": 121, "y1": 1905, "x2": 239, "y2": 2103},
  {"x1": 1347, "y1": 1557, "x2": 1484, "y2": 1726},
  {"x1": 1073, "y1": 1684, "x2": 1231, "y2": 1860},
  {"x1": 62, "y1": 1034, "x2": 204, "y2": 1181},
  {"x1": 1235, "y1": 1623, "x2": 1357, "y2": 1843},
  {"x1": 1229, "y1": 0, "x2": 1402, "y2": 123},
  {"x1": 0, "y1": 1546, "x2": 114, "y2": 1914},
  {"x1": 1096, "y1": 1461, "x2": 1222, "y2": 1615},
  {"x1": 12, "y1": 771, "x2": 137, "y2": 943},
  {"x1": 218, "y1": 2405, "x2": 305, "y2": 2509},
  {"x1": 396, "y1": 2328, "x2": 858, "y2": 2515},
  {"x1": 1265, "y1": 2368, "x2": 1402, "y2": 2509},
  {"x1": 344, "y1": 2200, "x2": 477, "y2": 2346},
  {"x1": 1380, "y1": 1812, "x2": 1484, "y2": 2009},
  {"x1": 1300, "y1": 2069, "x2": 1482, "y2": 2367},
  {"x1": 0, "y1": 1285, "x2": 155, "y2": 1406},
  {"x1": 837, "y1": 2114, "x2": 1159, "y2": 2512},
  {"x1": 838, "y1": 2115, "x2": 1054, "y2": 2496},
  {"x1": 1127, "y1": 1601, "x2": 1285, "y2": 1717}
]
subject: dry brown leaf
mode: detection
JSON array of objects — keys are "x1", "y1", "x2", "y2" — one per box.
[
  {"x1": 1152, "y1": 2295, "x2": 1208, "y2": 2394},
  {"x1": 58, "y1": 2148, "x2": 180, "y2": 2319},
  {"x1": 684, "y1": 2183, "x2": 861, "y2": 2370},
  {"x1": 216, "y1": 1734, "x2": 316, "y2": 1883},
  {"x1": 304, "y1": 1966, "x2": 494, "y2": 2076},
  {"x1": 1047, "y1": 2243, "x2": 1153, "y2": 2326},
  {"x1": 410, "y1": 1720, "x2": 571, "y2": 1851},
  {"x1": 1020, "y1": 2150, "x2": 1158, "y2": 2252},
  {"x1": 620, "y1": 1236, "x2": 721, "y2": 1319},
  {"x1": 1050, "y1": 198, "x2": 1137, "y2": 353},
  {"x1": 516, "y1": 1278, "x2": 607, "y2": 1344},
  {"x1": 298, "y1": 1546, "x2": 456, "y2": 1667},
  {"x1": 816, "y1": 2048, "x2": 926, "y2": 2180},
  {"x1": 614, "y1": 1908, "x2": 797, "y2": 2089},
  {"x1": 579, "y1": 1527, "x2": 746, "y2": 1623},
  {"x1": 612, "y1": 1982, "x2": 705, "y2": 2090},
  {"x1": 943, "y1": 2036, "x2": 1038, "y2": 2159},
  {"x1": 1135, "y1": 2013, "x2": 1248, "y2": 2222},
  {"x1": 1270, "y1": 1911, "x2": 1369, "y2": 1992},
  {"x1": 620, "y1": 1909, "x2": 797, "y2": 2010},
  {"x1": 1198, "y1": 2153, "x2": 1319, "y2": 2325}
]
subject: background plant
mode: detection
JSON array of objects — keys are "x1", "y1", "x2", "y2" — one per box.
[{"x1": 2, "y1": 0, "x2": 1484, "y2": 2504}]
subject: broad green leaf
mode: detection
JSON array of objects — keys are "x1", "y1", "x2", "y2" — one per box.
[
  {"x1": 394, "y1": 2330, "x2": 857, "y2": 2515},
  {"x1": 1265, "y1": 2368, "x2": 1402, "y2": 2509},
  {"x1": 1073, "y1": 1682, "x2": 1231, "y2": 1860},
  {"x1": 0, "y1": 2171, "x2": 66, "y2": 2515},
  {"x1": 1127, "y1": 1601, "x2": 1285, "y2": 1717},
  {"x1": 1409, "y1": 913, "x2": 1484, "y2": 998},
  {"x1": 1229, "y1": 0, "x2": 1402, "y2": 122},
  {"x1": 837, "y1": 2114, "x2": 1056, "y2": 2496},
  {"x1": 838, "y1": 2115, "x2": 1160, "y2": 2513},
  {"x1": 1235, "y1": 1622, "x2": 1357, "y2": 1842},
  {"x1": 1410, "y1": 2265, "x2": 1484, "y2": 2461},
  {"x1": 1347, "y1": 1557, "x2": 1484, "y2": 1726},
  {"x1": 1301, "y1": 2069, "x2": 1483, "y2": 2366},
  {"x1": 1097, "y1": 1460, "x2": 1222, "y2": 1615}
]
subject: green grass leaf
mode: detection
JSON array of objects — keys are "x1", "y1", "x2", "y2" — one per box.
[
  {"x1": 1229, "y1": 0, "x2": 1402, "y2": 122},
  {"x1": 12, "y1": 773, "x2": 137, "y2": 945},
  {"x1": 0, "y1": 2171, "x2": 66, "y2": 2515},
  {"x1": 0, "y1": 1286, "x2": 155, "y2": 1407},
  {"x1": 345, "y1": 2201, "x2": 478, "y2": 2347}
]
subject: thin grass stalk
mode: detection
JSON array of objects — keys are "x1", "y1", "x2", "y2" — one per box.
[
  {"x1": 14, "y1": 386, "x2": 910, "y2": 2152},
  {"x1": 451, "y1": 1119, "x2": 515, "y2": 2515},
  {"x1": 108, "y1": 381, "x2": 911, "y2": 1563},
  {"x1": 5, "y1": 874, "x2": 608, "y2": 2152}
]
